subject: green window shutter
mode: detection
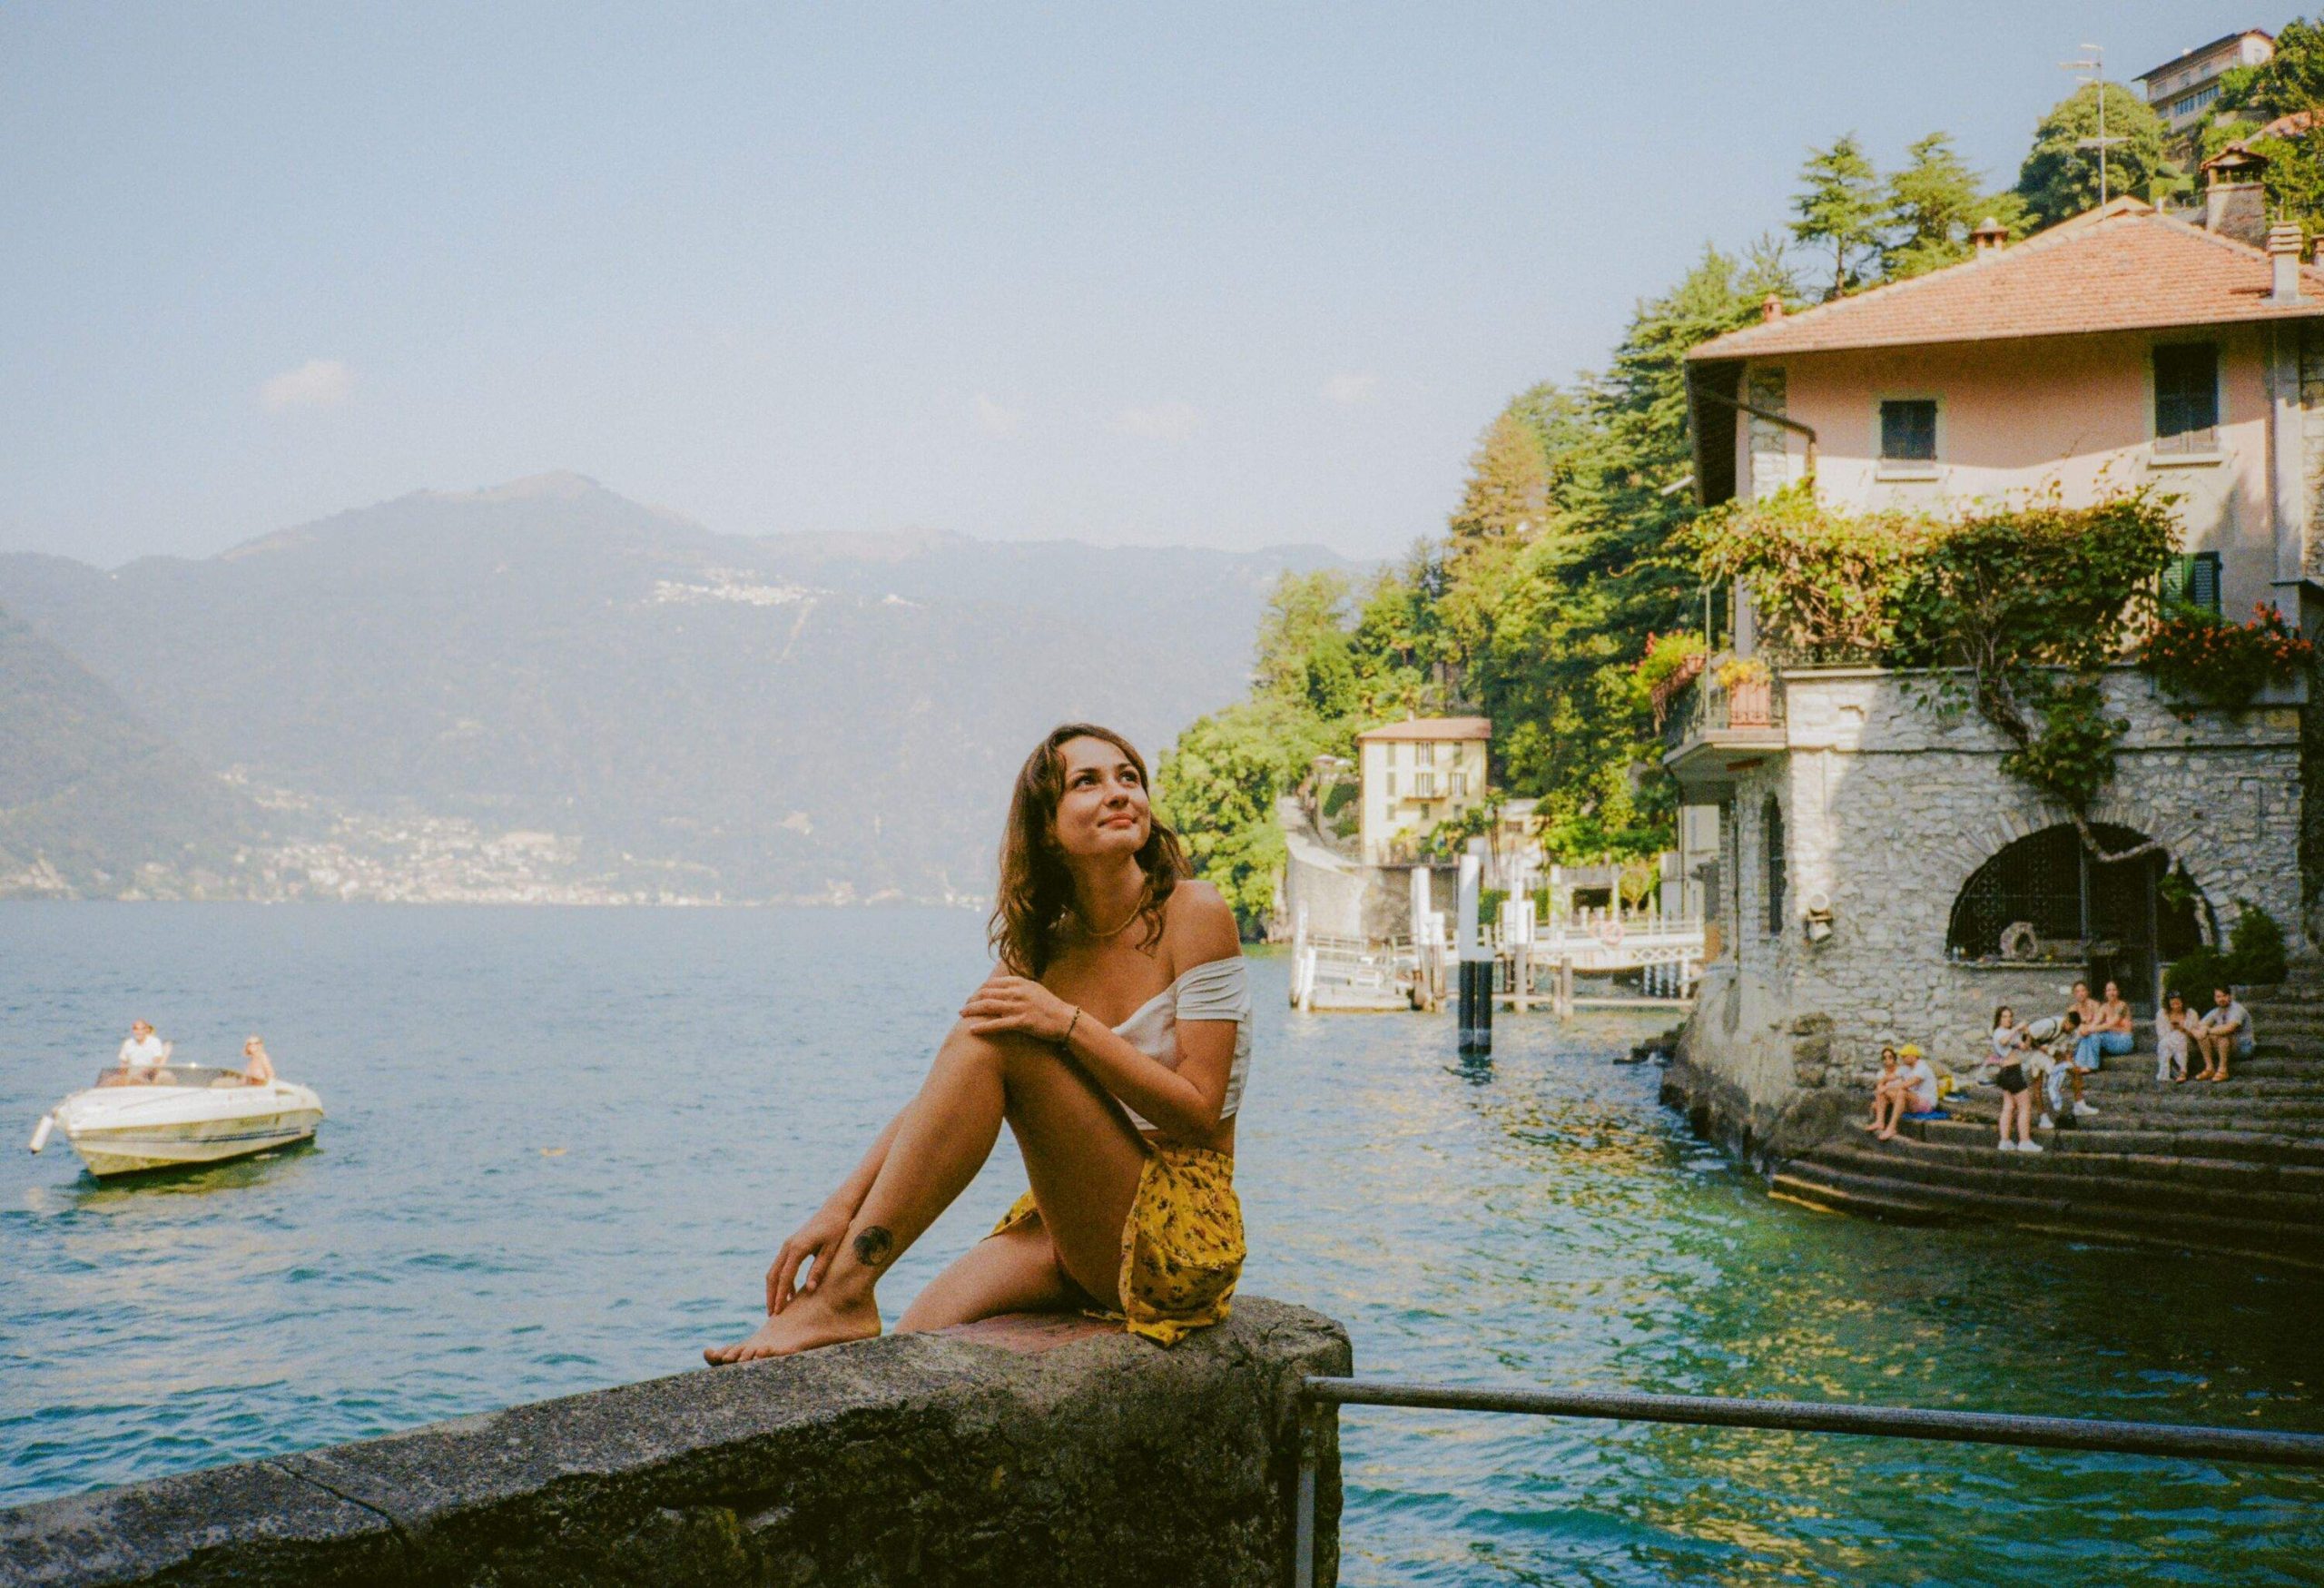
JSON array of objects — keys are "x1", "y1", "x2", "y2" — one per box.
[{"x1": 2162, "y1": 553, "x2": 2222, "y2": 615}]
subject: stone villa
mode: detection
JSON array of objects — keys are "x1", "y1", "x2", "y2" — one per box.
[{"x1": 1669, "y1": 187, "x2": 2316, "y2": 1130}]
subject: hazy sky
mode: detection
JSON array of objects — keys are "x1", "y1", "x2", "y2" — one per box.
[{"x1": 0, "y1": 3, "x2": 2271, "y2": 565}]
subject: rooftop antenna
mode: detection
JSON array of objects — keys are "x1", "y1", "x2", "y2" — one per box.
[{"x1": 2062, "y1": 44, "x2": 2126, "y2": 206}]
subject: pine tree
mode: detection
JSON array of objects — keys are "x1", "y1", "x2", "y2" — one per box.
[
  {"x1": 1883, "y1": 133, "x2": 1985, "y2": 279},
  {"x1": 1791, "y1": 134, "x2": 1884, "y2": 297},
  {"x1": 1448, "y1": 413, "x2": 1552, "y2": 550}
]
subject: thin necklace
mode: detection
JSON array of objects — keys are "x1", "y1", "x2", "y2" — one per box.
[{"x1": 1077, "y1": 895, "x2": 1145, "y2": 940}]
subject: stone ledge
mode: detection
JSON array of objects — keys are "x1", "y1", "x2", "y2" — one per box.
[{"x1": 0, "y1": 1296, "x2": 1349, "y2": 1588}]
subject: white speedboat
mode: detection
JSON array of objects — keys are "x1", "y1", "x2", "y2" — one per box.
[{"x1": 27, "y1": 1066, "x2": 325, "y2": 1178}]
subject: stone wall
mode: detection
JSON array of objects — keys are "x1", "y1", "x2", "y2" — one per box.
[
  {"x1": 0, "y1": 1297, "x2": 1350, "y2": 1588},
  {"x1": 1675, "y1": 666, "x2": 2303, "y2": 1161},
  {"x1": 1277, "y1": 799, "x2": 1455, "y2": 942}
]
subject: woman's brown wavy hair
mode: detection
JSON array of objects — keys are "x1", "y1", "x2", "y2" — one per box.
[{"x1": 989, "y1": 723, "x2": 1188, "y2": 976}]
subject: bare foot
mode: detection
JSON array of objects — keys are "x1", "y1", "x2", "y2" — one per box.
[
  {"x1": 704, "y1": 1285, "x2": 881, "y2": 1365},
  {"x1": 1875, "y1": 1129, "x2": 1897, "y2": 1141}
]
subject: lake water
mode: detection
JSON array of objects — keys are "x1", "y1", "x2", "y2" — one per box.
[{"x1": 4, "y1": 903, "x2": 2320, "y2": 1584}]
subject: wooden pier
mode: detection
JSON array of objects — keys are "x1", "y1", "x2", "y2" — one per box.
[{"x1": 1286, "y1": 885, "x2": 1706, "y2": 1017}]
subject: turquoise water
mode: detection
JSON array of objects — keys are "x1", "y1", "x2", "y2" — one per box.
[{"x1": 3, "y1": 903, "x2": 2319, "y2": 1584}]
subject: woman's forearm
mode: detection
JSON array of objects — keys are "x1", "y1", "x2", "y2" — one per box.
[{"x1": 1060, "y1": 1018, "x2": 1218, "y2": 1138}]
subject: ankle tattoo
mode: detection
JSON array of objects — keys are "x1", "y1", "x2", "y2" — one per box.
[{"x1": 852, "y1": 1226, "x2": 895, "y2": 1268}]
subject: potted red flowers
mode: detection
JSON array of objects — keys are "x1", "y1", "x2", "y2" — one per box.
[{"x1": 2137, "y1": 603, "x2": 2316, "y2": 711}]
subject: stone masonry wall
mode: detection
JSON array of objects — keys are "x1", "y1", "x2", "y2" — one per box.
[
  {"x1": 0, "y1": 1297, "x2": 1350, "y2": 1588},
  {"x1": 1676, "y1": 667, "x2": 2302, "y2": 1159}
]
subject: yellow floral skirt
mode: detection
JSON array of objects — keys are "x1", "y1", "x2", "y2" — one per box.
[{"x1": 989, "y1": 1144, "x2": 1245, "y2": 1346}]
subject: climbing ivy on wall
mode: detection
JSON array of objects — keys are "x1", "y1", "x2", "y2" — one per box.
[{"x1": 1689, "y1": 486, "x2": 2181, "y2": 859}]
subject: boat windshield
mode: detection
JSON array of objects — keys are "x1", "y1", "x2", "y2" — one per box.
[{"x1": 90, "y1": 1064, "x2": 249, "y2": 1089}]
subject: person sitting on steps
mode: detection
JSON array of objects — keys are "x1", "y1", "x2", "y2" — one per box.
[
  {"x1": 2193, "y1": 985, "x2": 2254, "y2": 1082},
  {"x1": 2155, "y1": 991, "x2": 2197, "y2": 1084},
  {"x1": 1862, "y1": 1046, "x2": 1903, "y2": 1133},
  {"x1": 705, "y1": 722, "x2": 1252, "y2": 1363},
  {"x1": 1876, "y1": 1045, "x2": 1939, "y2": 1142},
  {"x1": 2063, "y1": 976, "x2": 2119, "y2": 1125},
  {"x1": 2073, "y1": 978, "x2": 2133, "y2": 1091}
]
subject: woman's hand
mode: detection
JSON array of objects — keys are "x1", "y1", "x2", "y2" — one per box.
[
  {"x1": 765, "y1": 1201, "x2": 852, "y2": 1315},
  {"x1": 960, "y1": 972, "x2": 1078, "y2": 1043}
]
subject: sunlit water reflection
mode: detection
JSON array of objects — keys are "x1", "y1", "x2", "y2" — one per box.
[{"x1": 4, "y1": 904, "x2": 2318, "y2": 1583}]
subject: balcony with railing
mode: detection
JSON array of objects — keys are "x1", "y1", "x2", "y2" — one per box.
[{"x1": 1658, "y1": 655, "x2": 1787, "y2": 788}]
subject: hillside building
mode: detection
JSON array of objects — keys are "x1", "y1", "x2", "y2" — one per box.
[
  {"x1": 1355, "y1": 716, "x2": 1492, "y2": 865},
  {"x1": 1673, "y1": 186, "x2": 2316, "y2": 1110},
  {"x1": 2137, "y1": 28, "x2": 2274, "y2": 153}
]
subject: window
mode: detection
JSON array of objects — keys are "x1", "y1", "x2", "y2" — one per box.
[
  {"x1": 2172, "y1": 84, "x2": 2221, "y2": 118},
  {"x1": 1762, "y1": 795, "x2": 1786, "y2": 937},
  {"x1": 2162, "y1": 552, "x2": 2224, "y2": 615},
  {"x1": 1879, "y1": 399, "x2": 1938, "y2": 464},
  {"x1": 1450, "y1": 770, "x2": 1469, "y2": 800},
  {"x1": 1417, "y1": 741, "x2": 1436, "y2": 766},
  {"x1": 1384, "y1": 771, "x2": 1396, "y2": 799},
  {"x1": 2153, "y1": 343, "x2": 2220, "y2": 453},
  {"x1": 1413, "y1": 771, "x2": 1437, "y2": 799}
]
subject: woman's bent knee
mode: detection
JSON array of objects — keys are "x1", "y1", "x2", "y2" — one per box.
[{"x1": 946, "y1": 1021, "x2": 1072, "y2": 1074}]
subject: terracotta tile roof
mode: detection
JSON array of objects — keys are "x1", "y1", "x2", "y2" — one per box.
[
  {"x1": 2255, "y1": 109, "x2": 2316, "y2": 141},
  {"x1": 1687, "y1": 199, "x2": 2324, "y2": 362},
  {"x1": 1356, "y1": 715, "x2": 1492, "y2": 742}
]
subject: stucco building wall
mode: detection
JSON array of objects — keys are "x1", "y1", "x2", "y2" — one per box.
[{"x1": 1735, "y1": 326, "x2": 2291, "y2": 624}]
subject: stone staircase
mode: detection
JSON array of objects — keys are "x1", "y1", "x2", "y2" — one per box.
[{"x1": 1770, "y1": 982, "x2": 2324, "y2": 1269}]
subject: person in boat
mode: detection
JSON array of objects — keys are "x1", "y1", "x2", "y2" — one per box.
[
  {"x1": 100, "y1": 1021, "x2": 172, "y2": 1086},
  {"x1": 706, "y1": 722, "x2": 1250, "y2": 1363},
  {"x1": 240, "y1": 1036, "x2": 275, "y2": 1086}
]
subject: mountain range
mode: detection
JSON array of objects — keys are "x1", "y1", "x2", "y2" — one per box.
[{"x1": 0, "y1": 474, "x2": 1352, "y2": 902}]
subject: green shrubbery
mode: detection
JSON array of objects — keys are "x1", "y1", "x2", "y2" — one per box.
[
  {"x1": 2165, "y1": 902, "x2": 2290, "y2": 998},
  {"x1": 1689, "y1": 486, "x2": 2179, "y2": 855}
]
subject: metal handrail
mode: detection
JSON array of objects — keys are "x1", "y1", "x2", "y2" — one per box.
[{"x1": 1291, "y1": 1376, "x2": 2324, "y2": 1587}]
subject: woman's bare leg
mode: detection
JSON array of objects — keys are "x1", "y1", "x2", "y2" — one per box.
[
  {"x1": 896, "y1": 1220, "x2": 1086, "y2": 1333},
  {"x1": 708, "y1": 1025, "x2": 1146, "y2": 1361}
]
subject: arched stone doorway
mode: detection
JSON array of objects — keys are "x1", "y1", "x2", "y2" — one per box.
[{"x1": 1945, "y1": 823, "x2": 2208, "y2": 1010}]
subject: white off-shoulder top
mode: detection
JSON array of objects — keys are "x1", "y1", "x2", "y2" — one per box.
[{"x1": 1111, "y1": 955, "x2": 1253, "y2": 1131}]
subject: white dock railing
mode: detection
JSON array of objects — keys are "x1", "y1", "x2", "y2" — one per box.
[{"x1": 1286, "y1": 899, "x2": 1706, "y2": 1013}]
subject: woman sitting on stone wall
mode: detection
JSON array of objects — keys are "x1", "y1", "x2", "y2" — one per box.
[{"x1": 707, "y1": 723, "x2": 1251, "y2": 1362}]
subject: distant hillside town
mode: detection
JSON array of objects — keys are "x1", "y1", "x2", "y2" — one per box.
[{"x1": 0, "y1": 473, "x2": 1349, "y2": 902}]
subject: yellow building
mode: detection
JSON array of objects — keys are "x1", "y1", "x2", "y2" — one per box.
[{"x1": 1355, "y1": 716, "x2": 1492, "y2": 865}]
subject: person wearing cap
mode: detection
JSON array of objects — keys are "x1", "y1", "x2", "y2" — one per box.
[{"x1": 1874, "y1": 1043, "x2": 1940, "y2": 1140}]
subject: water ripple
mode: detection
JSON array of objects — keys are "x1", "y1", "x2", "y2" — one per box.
[{"x1": 3, "y1": 903, "x2": 2319, "y2": 1584}]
